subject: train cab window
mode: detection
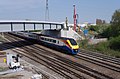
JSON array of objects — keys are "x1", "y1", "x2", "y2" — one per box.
[
  {"x1": 53, "y1": 40, "x2": 56, "y2": 43},
  {"x1": 69, "y1": 39, "x2": 77, "y2": 45}
]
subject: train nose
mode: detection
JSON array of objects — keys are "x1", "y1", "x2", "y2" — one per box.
[
  {"x1": 73, "y1": 49, "x2": 78, "y2": 52},
  {"x1": 72, "y1": 49, "x2": 79, "y2": 54}
]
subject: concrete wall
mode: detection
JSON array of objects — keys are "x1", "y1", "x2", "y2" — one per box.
[
  {"x1": 61, "y1": 28, "x2": 83, "y2": 40},
  {"x1": 88, "y1": 38, "x2": 107, "y2": 45},
  {"x1": 41, "y1": 28, "x2": 83, "y2": 41}
]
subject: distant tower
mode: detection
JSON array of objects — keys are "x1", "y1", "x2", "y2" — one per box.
[{"x1": 45, "y1": 0, "x2": 49, "y2": 21}]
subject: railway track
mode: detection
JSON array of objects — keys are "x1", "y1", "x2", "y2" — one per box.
[
  {"x1": 1, "y1": 45, "x2": 74, "y2": 79},
  {"x1": 2, "y1": 33, "x2": 85, "y2": 79},
  {"x1": 0, "y1": 33, "x2": 120, "y2": 79},
  {"x1": 76, "y1": 48, "x2": 120, "y2": 72},
  {"x1": 75, "y1": 54, "x2": 120, "y2": 72},
  {"x1": 80, "y1": 49, "x2": 120, "y2": 66},
  {"x1": 24, "y1": 44, "x2": 113, "y2": 79},
  {"x1": 1, "y1": 36, "x2": 76, "y2": 79}
]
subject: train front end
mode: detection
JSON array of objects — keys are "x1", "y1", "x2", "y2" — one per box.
[{"x1": 66, "y1": 39, "x2": 80, "y2": 54}]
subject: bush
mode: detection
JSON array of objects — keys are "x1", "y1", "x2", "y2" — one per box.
[
  {"x1": 78, "y1": 39, "x2": 120, "y2": 58},
  {"x1": 79, "y1": 39, "x2": 88, "y2": 48},
  {"x1": 109, "y1": 36, "x2": 120, "y2": 51},
  {"x1": 94, "y1": 42, "x2": 109, "y2": 51},
  {"x1": 100, "y1": 26, "x2": 111, "y2": 38}
]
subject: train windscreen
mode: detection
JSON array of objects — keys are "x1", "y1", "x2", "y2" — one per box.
[{"x1": 69, "y1": 39, "x2": 77, "y2": 45}]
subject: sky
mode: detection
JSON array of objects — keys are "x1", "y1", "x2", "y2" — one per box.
[{"x1": 0, "y1": 0, "x2": 119, "y2": 23}]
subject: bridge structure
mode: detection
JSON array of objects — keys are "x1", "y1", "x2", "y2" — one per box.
[{"x1": 0, "y1": 20, "x2": 64, "y2": 32}]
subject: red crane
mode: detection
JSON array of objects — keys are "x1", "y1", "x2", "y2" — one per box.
[{"x1": 73, "y1": 5, "x2": 76, "y2": 31}]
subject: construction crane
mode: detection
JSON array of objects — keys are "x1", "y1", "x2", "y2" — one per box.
[
  {"x1": 73, "y1": 5, "x2": 80, "y2": 32},
  {"x1": 73, "y1": 5, "x2": 76, "y2": 31}
]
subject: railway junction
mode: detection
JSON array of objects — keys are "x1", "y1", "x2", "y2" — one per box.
[{"x1": 0, "y1": 21, "x2": 120, "y2": 79}]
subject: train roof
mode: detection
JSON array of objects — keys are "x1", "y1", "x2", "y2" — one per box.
[
  {"x1": 21, "y1": 31, "x2": 75, "y2": 40},
  {"x1": 37, "y1": 34, "x2": 74, "y2": 40}
]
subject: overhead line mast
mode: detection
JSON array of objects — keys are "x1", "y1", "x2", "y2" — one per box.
[{"x1": 45, "y1": 0, "x2": 49, "y2": 21}]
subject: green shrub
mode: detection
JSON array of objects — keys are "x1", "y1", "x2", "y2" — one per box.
[
  {"x1": 79, "y1": 41, "x2": 120, "y2": 58},
  {"x1": 79, "y1": 39, "x2": 88, "y2": 48},
  {"x1": 109, "y1": 36, "x2": 120, "y2": 51},
  {"x1": 78, "y1": 38, "x2": 120, "y2": 58},
  {"x1": 94, "y1": 42, "x2": 109, "y2": 51}
]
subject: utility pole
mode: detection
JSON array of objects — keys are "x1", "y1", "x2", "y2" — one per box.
[
  {"x1": 65, "y1": 17, "x2": 69, "y2": 30},
  {"x1": 45, "y1": 0, "x2": 49, "y2": 21}
]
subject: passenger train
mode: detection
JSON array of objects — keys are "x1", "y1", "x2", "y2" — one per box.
[{"x1": 10, "y1": 32, "x2": 80, "y2": 55}]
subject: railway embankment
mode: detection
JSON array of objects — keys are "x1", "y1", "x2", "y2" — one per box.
[{"x1": 79, "y1": 38, "x2": 120, "y2": 58}]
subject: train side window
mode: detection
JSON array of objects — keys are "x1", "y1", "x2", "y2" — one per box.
[
  {"x1": 49, "y1": 39, "x2": 52, "y2": 42},
  {"x1": 44, "y1": 38, "x2": 47, "y2": 40},
  {"x1": 53, "y1": 40, "x2": 56, "y2": 43},
  {"x1": 51, "y1": 39, "x2": 53, "y2": 42},
  {"x1": 58, "y1": 41, "x2": 59, "y2": 44},
  {"x1": 41, "y1": 38, "x2": 44, "y2": 40},
  {"x1": 46, "y1": 38, "x2": 49, "y2": 41}
]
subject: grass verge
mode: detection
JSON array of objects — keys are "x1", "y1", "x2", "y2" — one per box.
[{"x1": 78, "y1": 40, "x2": 120, "y2": 58}]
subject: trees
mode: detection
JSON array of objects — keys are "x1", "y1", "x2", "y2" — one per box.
[
  {"x1": 97, "y1": 9, "x2": 120, "y2": 51},
  {"x1": 100, "y1": 9, "x2": 120, "y2": 38},
  {"x1": 110, "y1": 9, "x2": 120, "y2": 37},
  {"x1": 89, "y1": 25, "x2": 99, "y2": 32},
  {"x1": 105, "y1": 9, "x2": 120, "y2": 51},
  {"x1": 109, "y1": 36, "x2": 120, "y2": 51}
]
